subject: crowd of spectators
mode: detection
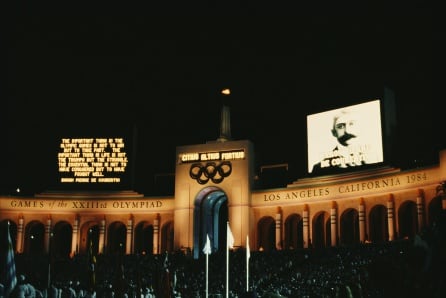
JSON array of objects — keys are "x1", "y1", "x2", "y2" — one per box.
[{"x1": 4, "y1": 213, "x2": 445, "y2": 298}]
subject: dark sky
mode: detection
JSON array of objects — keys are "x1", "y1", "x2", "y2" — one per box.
[{"x1": 2, "y1": 3, "x2": 441, "y2": 196}]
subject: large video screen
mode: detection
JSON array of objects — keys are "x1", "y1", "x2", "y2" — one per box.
[
  {"x1": 58, "y1": 137, "x2": 129, "y2": 183},
  {"x1": 307, "y1": 99, "x2": 384, "y2": 175},
  {"x1": 53, "y1": 125, "x2": 135, "y2": 191}
]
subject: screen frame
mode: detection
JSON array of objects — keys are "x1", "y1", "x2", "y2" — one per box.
[{"x1": 307, "y1": 99, "x2": 384, "y2": 174}]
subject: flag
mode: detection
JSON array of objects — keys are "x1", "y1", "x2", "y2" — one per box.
[
  {"x1": 87, "y1": 238, "x2": 96, "y2": 292},
  {"x1": 226, "y1": 222, "x2": 233, "y2": 298},
  {"x1": 227, "y1": 223, "x2": 234, "y2": 249},
  {"x1": 203, "y1": 234, "x2": 211, "y2": 255},
  {"x1": 3, "y1": 221, "x2": 17, "y2": 296}
]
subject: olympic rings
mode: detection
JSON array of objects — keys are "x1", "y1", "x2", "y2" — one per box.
[{"x1": 189, "y1": 161, "x2": 232, "y2": 184}]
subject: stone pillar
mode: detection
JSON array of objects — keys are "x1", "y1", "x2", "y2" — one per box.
[
  {"x1": 217, "y1": 100, "x2": 232, "y2": 142},
  {"x1": 416, "y1": 189, "x2": 425, "y2": 232},
  {"x1": 126, "y1": 215, "x2": 133, "y2": 255},
  {"x1": 303, "y1": 204, "x2": 309, "y2": 248},
  {"x1": 439, "y1": 182, "x2": 446, "y2": 210},
  {"x1": 330, "y1": 201, "x2": 337, "y2": 247},
  {"x1": 275, "y1": 207, "x2": 282, "y2": 250},
  {"x1": 99, "y1": 216, "x2": 106, "y2": 254},
  {"x1": 71, "y1": 215, "x2": 79, "y2": 257},
  {"x1": 16, "y1": 215, "x2": 24, "y2": 253},
  {"x1": 44, "y1": 215, "x2": 52, "y2": 254},
  {"x1": 359, "y1": 198, "x2": 366, "y2": 243},
  {"x1": 387, "y1": 195, "x2": 395, "y2": 241},
  {"x1": 153, "y1": 213, "x2": 160, "y2": 255}
]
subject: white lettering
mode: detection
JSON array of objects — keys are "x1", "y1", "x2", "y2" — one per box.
[{"x1": 181, "y1": 153, "x2": 199, "y2": 162}]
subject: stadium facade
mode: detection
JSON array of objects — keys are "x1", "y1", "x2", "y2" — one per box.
[{"x1": 1, "y1": 105, "x2": 445, "y2": 260}]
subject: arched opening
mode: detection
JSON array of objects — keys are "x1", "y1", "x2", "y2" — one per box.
[
  {"x1": 52, "y1": 221, "x2": 72, "y2": 260},
  {"x1": 25, "y1": 221, "x2": 45, "y2": 255},
  {"x1": 340, "y1": 208, "x2": 360, "y2": 246},
  {"x1": 284, "y1": 214, "x2": 303, "y2": 249},
  {"x1": 312, "y1": 212, "x2": 330, "y2": 248},
  {"x1": 257, "y1": 216, "x2": 275, "y2": 252},
  {"x1": 398, "y1": 200, "x2": 417, "y2": 240},
  {"x1": 193, "y1": 186, "x2": 229, "y2": 259},
  {"x1": 161, "y1": 221, "x2": 174, "y2": 253},
  {"x1": 107, "y1": 221, "x2": 126, "y2": 255},
  {"x1": 80, "y1": 222, "x2": 99, "y2": 255},
  {"x1": 428, "y1": 196, "x2": 443, "y2": 226},
  {"x1": 134, "y1": 221, "x2": 153, "y2": 255},
  {"x1": 369, "y1": 205, "x2": 388, "y2": 243}
]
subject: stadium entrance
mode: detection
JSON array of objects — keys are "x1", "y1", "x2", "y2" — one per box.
[
  {"x1": 174, "y1": 139, "x2": 254, "y2": 256},
  {"x1": 192, "y1": 186, "x2": 229, "y2": 259}
]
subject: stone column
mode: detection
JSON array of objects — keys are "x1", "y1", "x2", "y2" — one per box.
[
  {"x1": 71, "y1": 215, "x2": 79, "y2": 257},
  {"x1": 99, "y1": 216, "x2": 106, "y2": 254},
  {"x1": 330, "y1": 201, "x2": 337, "y2": 247},
  {"x1": 303, "y1": 204, "x2": 309, "y2": 248},
  {"x1": 126, "y1": 215, "x2": 133, "y2": 255},
  {"x1": 416, "y1": 189, "x2": 425, "y2": 232},
  {"x1": 44, "y1": 215, "x2": 52, "y2": 254},
  {"x1": 387, "y1": 195, "x2": 395, "y2": 241},
  {"x1": 443, "y1": 194, "x2": 446, "y2": 210},
  {"x1": 275, "y1": 207, "x2": 282, "y2": 250},
  {"x1": 153, "y1": 213, "x2": 160, "y2": 255},
  {"x1": 359, "y1": 198, "x2": 366, "y2": 243},
  {"x1": 16, "y1": 215, "x2": 24, "y2": 253}
]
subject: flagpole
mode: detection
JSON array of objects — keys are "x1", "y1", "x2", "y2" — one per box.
[
  {"x1": 246, "y1": 235, "x2": 249, "y2": 292},
  {"x1": 47, "y1": 231, "x2": 53, "y2": 291},
  {"x1": 226, "y1": 222, "x2": 229, "y2": 298},
  {"x1": 203, "y1": 233, "x2": 211, "y2": 298},
  {"x1": 205, "y1": 249, "x2": 209, "y2": 298}
]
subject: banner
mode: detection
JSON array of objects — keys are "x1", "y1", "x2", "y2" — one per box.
[
  {"x1": 227, "y1": 224, "x2": 234, "y2": 249},
  {"x1": 203, "y1": 234, "x2": 211, "y2": 255},
  {"x1": 3, "y1": 222, "x2": 17, "y2": 296}
]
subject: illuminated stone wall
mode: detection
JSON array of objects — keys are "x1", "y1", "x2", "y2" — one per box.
[
  {"x1": 1, "y1": 147, "x2": 445, "y2": 254},
  {"x1": 174, "y1": 140, "x2": 255, "y2": 250}
]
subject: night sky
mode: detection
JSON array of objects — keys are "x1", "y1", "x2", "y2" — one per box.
[{"x1": 2, "y1": 3, "x2": 441, "y2": 196}]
